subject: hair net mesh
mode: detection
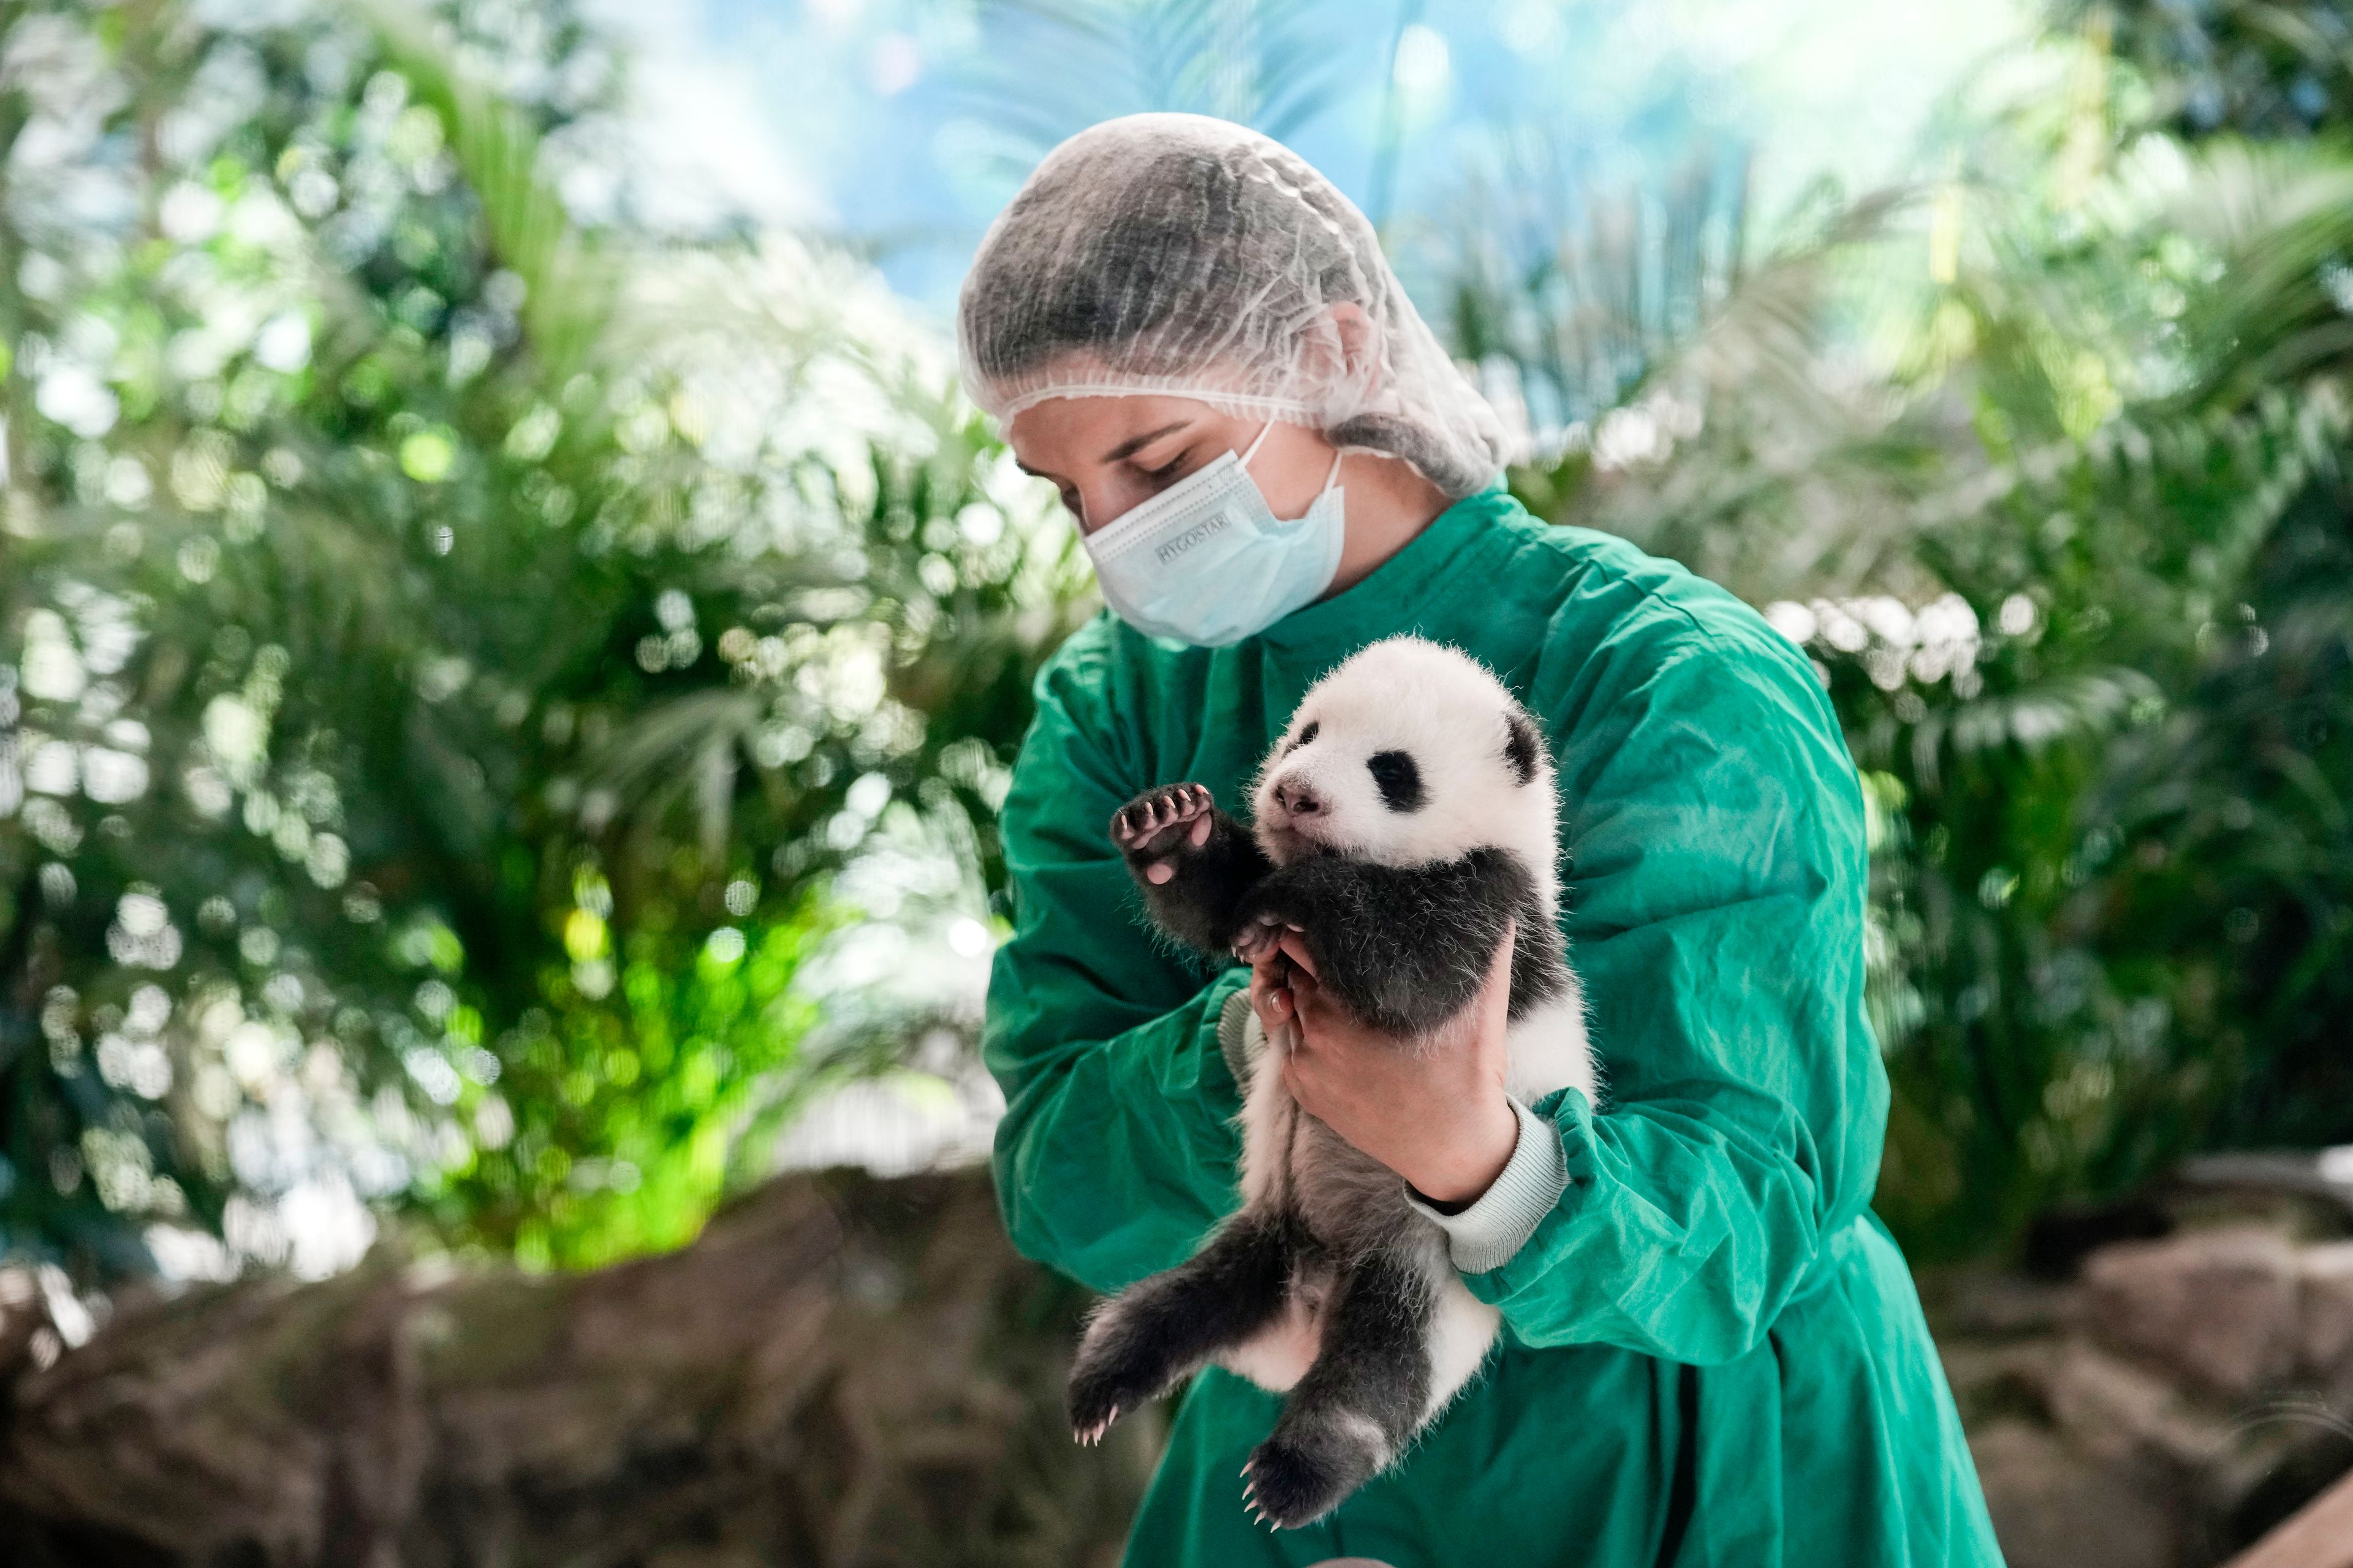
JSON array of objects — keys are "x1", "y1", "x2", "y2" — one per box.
[{"x1": 958, "y1": 113, "x2": 1511, "y2": 500}]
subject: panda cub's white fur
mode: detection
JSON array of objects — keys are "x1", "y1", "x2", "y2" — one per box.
[{"x1": 1067, "y1": 636, "x2": 1595, "y2": 1531}]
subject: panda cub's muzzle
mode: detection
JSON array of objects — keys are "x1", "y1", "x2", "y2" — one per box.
[{"x1": 1255, "y1": 763, "x2": 1347, "y2": 862}]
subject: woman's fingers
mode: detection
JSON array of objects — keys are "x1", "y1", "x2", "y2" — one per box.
[
  {"x1": 1249, "y1": 955, "x2": 1295, "y2": 1025},
  {"x1": 1275, "y1": 930, "x2": 1319, "y2": 979},
  {"x1": 1461, "y1": 921, "x2": 1517, "y2": 1057},
  {"x1": 1284, "y1": 967, "x2": 1324, "y2": 1032},
  {"x1": 1482, "y1": 922, "x2": 1516, "y2": 1001}
]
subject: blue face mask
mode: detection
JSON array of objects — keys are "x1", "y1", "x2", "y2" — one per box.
[{"x1": 1082, "y1": 422, "x2": 1347, "y2": 648}]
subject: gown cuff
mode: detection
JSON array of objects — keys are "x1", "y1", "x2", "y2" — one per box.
[
  {"x1": 1216, "y1": 983, "x2": 1257, "y2": 1090},
  {"x1": 1403, "y1": 1095, "x2": 1570, "y2": 1274}
]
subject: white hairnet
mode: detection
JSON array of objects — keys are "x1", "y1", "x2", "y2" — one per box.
[{"x1": 958, "y1": 113, "x2": 1511, "y2": 500}]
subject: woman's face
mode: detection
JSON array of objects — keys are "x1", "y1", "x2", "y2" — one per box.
[{"x1": 1007, "y1": 393, "x2": 1341, "y2": 536}]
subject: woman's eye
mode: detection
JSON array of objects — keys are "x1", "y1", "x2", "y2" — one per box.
[{"x1": 1143, "y1": 453, "x2": 1189, "y2": 483}]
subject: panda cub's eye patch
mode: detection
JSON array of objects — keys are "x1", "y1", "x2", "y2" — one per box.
[
  {"x1": 1366, "y1": 749, "x2": 1425, "y2": 812},
  {"x1": 1289, "y1": 721, "x2": 1319, "y2": 752}
]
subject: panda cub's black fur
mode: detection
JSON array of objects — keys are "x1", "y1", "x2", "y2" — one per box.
[{"x1": 1067, "y1": 636, "x2": 1597, "y2": 1529}]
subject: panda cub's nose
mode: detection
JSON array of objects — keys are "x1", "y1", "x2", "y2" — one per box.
[{"x1": 1274, "y1": 778, "x2": 1323, "y2": 817}]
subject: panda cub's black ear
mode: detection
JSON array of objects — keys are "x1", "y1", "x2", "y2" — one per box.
[{"x1": 1502, "y1": 707, "x2": 1542, "y2": 786}]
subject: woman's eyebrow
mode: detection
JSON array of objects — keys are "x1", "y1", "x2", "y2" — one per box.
[{"x1": 1101, "y1": 421, "x2": 1191, "y2": 463}]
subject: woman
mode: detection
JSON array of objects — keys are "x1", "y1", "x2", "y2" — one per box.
[{"x1": 966, "y1": 113, "x2": 2001, "y2": 1566}]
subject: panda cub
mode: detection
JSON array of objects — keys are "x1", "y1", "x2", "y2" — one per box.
[{"x1": 1068, "y1": 635, "x2": 1596, "y2": 1529}]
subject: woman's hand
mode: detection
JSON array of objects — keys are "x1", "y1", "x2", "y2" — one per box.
[{"x1": 1248, "y1": 926, "x2": 1520, "y2": 1208}]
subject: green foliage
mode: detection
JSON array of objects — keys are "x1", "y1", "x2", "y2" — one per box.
[
  {"x1": 1821, "y1": 118, "x2": 2353, "y2": 1257},
  {"x1": 428, "y1": 898, "x2": 839, "y2": 1271},
  {"x1": 9, "y1": 0, "x2": 2348, "y2": 1294},
  {"x1": 1427, "y1": 147, "x2": 1751, "y2": 434},
  {"x1": 1485, "y1": 58, "x2": 2353, "y2": 1256},
  {"x1": 0, "y1": 0, "x2": 1085, "y2": 1284},
  {"x1": 2056, "y1": 0, "x2": 2353, "y2": 138}
]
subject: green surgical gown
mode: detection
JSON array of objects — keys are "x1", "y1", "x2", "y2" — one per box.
[{"x1": 982, "y1": 486, "x2": 2004, "y2": 1566}]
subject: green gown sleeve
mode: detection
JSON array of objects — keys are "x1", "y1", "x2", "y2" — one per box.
[
  {"x1": 1468, "y1": 622, "x2": 1886, "y2": 1366},
  {"x1": 981, "y1": 635, "x2": 1251, "y2": 1295}
]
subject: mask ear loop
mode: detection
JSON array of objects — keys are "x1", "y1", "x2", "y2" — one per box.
[
  {"x1": 1238, "y1": 420, "x2": 1277, "y2": 468},
  {"x1": 1241, "y1": 420, "x2": 1351, "y2": 496},
  {"x1": 1317, "y1": 447, "x2": 1346, "y2": 494}
]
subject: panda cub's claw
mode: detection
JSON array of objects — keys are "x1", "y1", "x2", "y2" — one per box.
[
  {"x1": 1233, "y1": 915, "x2": 1312, "y2": 969},
  {"x1": 1240, "y1": 1436, "x2": 1349, "y2": 1530},
  {"x1": 1112, "y1": 783, "x2": 1216, "y2": 884},
  {"x1": 1232, "y1": 915, "x2": 1283, "y2": 966}
]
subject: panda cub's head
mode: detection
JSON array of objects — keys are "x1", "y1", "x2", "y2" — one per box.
[{"x1": 1251, "y1": 637, "x2": 1556, "y2": 875}]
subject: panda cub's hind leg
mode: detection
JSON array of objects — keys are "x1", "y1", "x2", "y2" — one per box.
[
  {"x1": 1241, "y1": 1250, "x2": 1437, "y2": 1529},
  {"x1": 1067, "y1": 1207, "x2": 1295, "y2": 1444}
]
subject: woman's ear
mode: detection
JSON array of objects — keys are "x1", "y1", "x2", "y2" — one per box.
[
  {"x1": 1327, "y1": 301, "x2": 1378, "y2": 383},
  {"x1": 1294, "y1": 302, "x2": 1383, "y2": 400}
]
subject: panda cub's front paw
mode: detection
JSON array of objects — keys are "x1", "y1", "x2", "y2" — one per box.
[
  {"x1": 1232, "y1": 916, "x2": 1283, "y2": 966},
  {"x1": 1112, "y1": 784, "x2": 1216, "y2": 886},
  {"x1": 1230, "y1": 877, "x2": 1316, "y2": 971},
  {"x1": 1232, "y1": 911, "x2": 1311, "y2": 968}
]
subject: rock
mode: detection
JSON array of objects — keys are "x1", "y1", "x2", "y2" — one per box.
[
  {"x1": 0, "y1": 1169, "x2": 1156, "y2": 1567},
  {"x1": 1941, "y1": 1338, "x2": 2061, "y2": 1430},
  {"x1": 1942, "y1": 1219, "x2": 2353, "y2": 1568},
  {"x1": 2044, "y1": 1342, "x2": 2222, "y2": 1472},
  {"x1": 1944, "y1": 1271, "x2": 2080, "y2": 1338},
  {"x1": 2203, "y1": 1418, "x2": 2353, "y2": 1562},
  {"x1": 2082, "y1": 1227, "x2": 2301, "y2": 1398},
  {"x1": 2225, "y1": 1470, "x2": 2353, "y2": 1568},
  {"x1": 1969, "y1": 1418, "x2": 2180, "y2": 1568},
  {"x1": 2298, "y1": 1241, "x2": 2353, "y2": 1381}
]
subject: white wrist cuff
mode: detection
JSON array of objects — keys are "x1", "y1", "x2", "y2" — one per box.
[{"x1": 1401, "y1": 1096, "x2": 1569, "y2": 1273}]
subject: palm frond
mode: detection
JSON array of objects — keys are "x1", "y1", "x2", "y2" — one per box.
[
  {"x1": 942, "y1": 0, "x2": 1353, "y2": 162},
  {"x1": 347, "y1": 0, "x2": 618, "y2": 376}
]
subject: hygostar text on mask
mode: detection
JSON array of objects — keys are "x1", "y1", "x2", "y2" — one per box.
[{"x1": 1153, "y1": 514, "x2": 1229, "y2": 566}]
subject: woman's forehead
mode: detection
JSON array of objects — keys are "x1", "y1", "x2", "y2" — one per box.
[{"x1": 1007, "y1": 390, "x2": 1233, "y2": 461}]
